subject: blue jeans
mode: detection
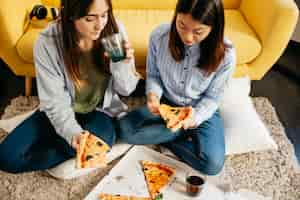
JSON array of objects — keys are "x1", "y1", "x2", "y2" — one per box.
[
  {"x1": 117, "y1": 106, "x2": 225, "y2": 175},
  {"x1": 0, "y1": 110, "x2": 116, "y2": 173}
]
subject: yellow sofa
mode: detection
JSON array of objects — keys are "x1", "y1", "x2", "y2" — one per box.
[{"x1": 0, "y1": 0, "x2": 298, "y2": 96}]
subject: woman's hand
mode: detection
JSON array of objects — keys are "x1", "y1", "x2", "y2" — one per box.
[
  {"x1": 123, "y1": 41, "x2": 143, "y2": 78},
  {"x1": 182, "y1": 107, "x2": 197, "y2": 130},
  {"x1": 71, "y1": 131, "x2": 88, "y2": 151},
  {"x1": 103, "y1": 41, "x2": 134, "y2": 63},
  {"x1": 123, "y1": 41, "x2": 134, "y2": 63},
  {"x1": 147, "y1": 92, "x2": 160, "y2": 115}
]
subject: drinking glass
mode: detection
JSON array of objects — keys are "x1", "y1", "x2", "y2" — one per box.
[{"x1": 101, "y1": 33, "x2": 126, "y2": 62}]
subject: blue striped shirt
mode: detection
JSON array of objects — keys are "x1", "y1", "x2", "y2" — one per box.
[{"x1": 146, "y1": 24, "x2": 236, "y2": 126}]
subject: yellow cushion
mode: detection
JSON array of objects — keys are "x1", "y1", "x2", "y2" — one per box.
[
  {"x1": 40, "y1": 0, "x2": 241, "y2": 9},
  {"x1": 113, "y1": 0, "x2": 241, "y2": 9},
  {"x1": 223, "y1": 0, "x2": 241, "y2": 9},
  {"x1": 115, "y1": 9, "x2": 261, "y2": 67},
  {"x1": 225, "y1": 10, "x2": 261, "y2": 65},
  {"x1": 114, "y1": 9, "x2": 174, "y2": 67},
  {"x1": 16, "y1": 9, "x2": 261, "y2": 68},
  {"x1": 16, "y1": 27, "x2": 42, "y2": 63},
  {"x1": 233, "y1": 64, "x2": 249, "y2": 78},
  {"x1": 41, "y1": 0, "x2": 60, "y2": 7},
  {"x1": 113, "y1": 0, "x2": 176, "y2": 10}
]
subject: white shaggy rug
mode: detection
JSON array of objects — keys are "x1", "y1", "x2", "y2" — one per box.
[{"x1": 0, "y1": 96, "x2": 299, "y2": 200}]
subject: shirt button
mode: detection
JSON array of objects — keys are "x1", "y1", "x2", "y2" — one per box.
[
  {"x1": 181, "y1": 81, "x2": 184, "y2": 84},
  {"x1": 184, "y1": 67, "x2": 188, "y2": 70}
]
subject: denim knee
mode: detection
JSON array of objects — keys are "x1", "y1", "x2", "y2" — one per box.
[
  {"x1": 0, "y1": 147, "x2": 24, "y2": 173},
  {"x1": 115, "y1": 120, "x2": 132, "y2": 142},
  {"x1": 199, "y1": 153, "x2": 225, "y2": 176}
]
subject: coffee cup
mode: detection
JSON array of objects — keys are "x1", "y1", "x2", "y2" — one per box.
[{"x1": 185, "y1": 173, "x2": 205, "y2": 196}]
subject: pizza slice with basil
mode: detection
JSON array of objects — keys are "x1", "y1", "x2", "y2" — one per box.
[
  {"x1": 158, "y1": 104, "x2": 192, "y2": 132},
  {"x1": 76, "y1": 132, "x2": 110, "y2": 169},
  {"x1": 141, "y1": 160, "x2": 175, "y2": 199}
]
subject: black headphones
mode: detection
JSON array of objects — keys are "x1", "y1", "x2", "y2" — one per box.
[{"x1": 30, "y1": 5, "x2": 59, "y2": 20}]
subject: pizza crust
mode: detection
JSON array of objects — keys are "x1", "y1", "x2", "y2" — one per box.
[
  {"x1": 159, "y1": 104, "x2": 193, "y2": 132},
  {"x1": 76, "y1": 132, "x2": 89, "y2": 169},
  {"x1": 98, "y1": 160, "x2": 175, "y2": 199},
  {"x1": 141, "y1": 160, "x2": 175, "y2": 199},
  {"x1": 76, "y1": 132, "x2": 110, "y2": 169}
]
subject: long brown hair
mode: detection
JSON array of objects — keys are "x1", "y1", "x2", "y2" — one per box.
[
  {"x1": 169, "y1": 0, "x2": 228, "y2": 75},
  {"x1": 59, "y1": 0, "x2": 119, "y2": 87}
]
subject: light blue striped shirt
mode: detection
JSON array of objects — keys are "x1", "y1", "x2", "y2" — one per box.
[{"x1": 146, "y1": 24, "x2": 236, "y2": 126}]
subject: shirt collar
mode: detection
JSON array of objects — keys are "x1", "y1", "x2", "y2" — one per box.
[{"x1": 184, "y1": 43, "x2": 200, "y2": 52}]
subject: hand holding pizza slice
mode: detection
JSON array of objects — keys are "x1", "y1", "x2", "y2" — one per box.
[
  {"x1": 76, "y1": 131, "x2": 110, "y2": 169},
  {"x1": 158, "y1": 104, "x2": 193, "y2": 132}
]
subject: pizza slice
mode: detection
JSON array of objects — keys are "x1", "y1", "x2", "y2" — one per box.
[
  {"x1": 99, "y1": 193, "x2": 151, "y2": 200},
  {"x1": 141, "y1": 160, "x2": 175, "y2": 199},
  {"x1": 158, "y1": 104, "x2": 192, "y2": 132},
  {"x1": 76, "y1": 132, "x2": 110, "y2": 169}
]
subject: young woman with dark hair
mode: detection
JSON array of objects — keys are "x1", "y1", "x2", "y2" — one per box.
[
  {"x1": 118, "y1": 0, "x2": 236, "y2": 175},
  {"x1": 0, "y1": 0, "x2": 140, "y2": 173}
]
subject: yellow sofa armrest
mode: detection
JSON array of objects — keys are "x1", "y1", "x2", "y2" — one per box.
[
  {"x1": 240, "y1": 0, "x2": 299, "y2": 80},
  {"x1": 0, "y1": 0, "x2": 42, "y2": 78},
  {"x1": 41, "y1": 0, "x2": 60, "y2": 7},
  {"x1": 0, "y1": 0, "x2": 41, "y2": 57}
]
